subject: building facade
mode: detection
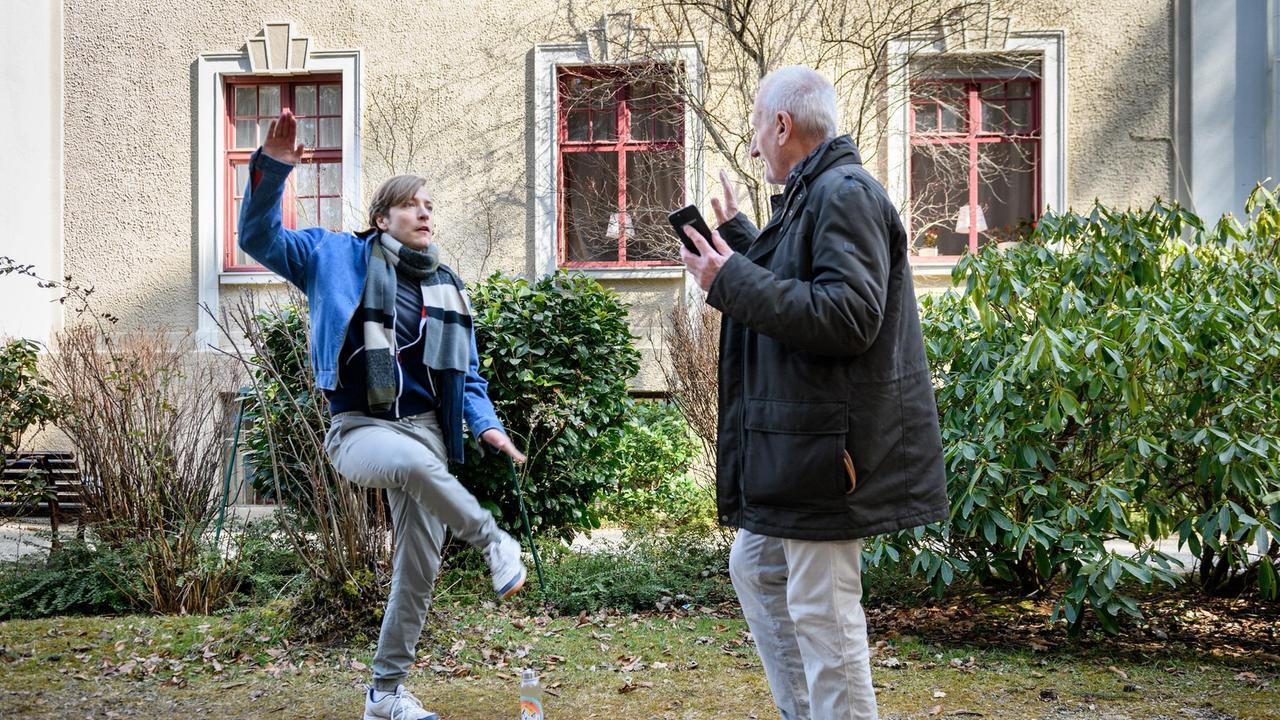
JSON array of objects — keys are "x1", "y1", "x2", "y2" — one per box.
[{"x1": 3, "y1": 0, "x2": 1278, "y2": 392}]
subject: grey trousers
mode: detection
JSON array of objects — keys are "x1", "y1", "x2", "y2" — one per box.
[
  {"x1": 324, "y1": 411, "x2": 505, "y2": 691},
  {"x1": 729, "y1": 529, "x2": 878, "y2": 720}
]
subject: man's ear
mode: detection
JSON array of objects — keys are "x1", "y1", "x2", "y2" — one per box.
[
  {"x1": 776, "y1": 111, "x2": 793, "y2": 146},
  {"x1": 375, "y1": 215, "x2": 388, "y2": 230}
]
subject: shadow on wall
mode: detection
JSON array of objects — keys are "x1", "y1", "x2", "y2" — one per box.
[{"x1": 1070, "y1": 4, "x2": 1179, "y2": 212}]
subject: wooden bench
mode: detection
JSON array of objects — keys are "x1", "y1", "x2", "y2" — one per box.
[{"x1": 0, "y1": 451, "x2": 82, "y2": 521}]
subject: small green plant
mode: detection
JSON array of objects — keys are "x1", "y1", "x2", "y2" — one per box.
[
  {"x1": 0, "y1": 539, "x2": 139, "y2": 620},
  {"x1": 536, "y1": 529, "x2": 734, "y2": 615},
  {"x1": 228, "y1": 516, "x2": 308, "y2": 606}
]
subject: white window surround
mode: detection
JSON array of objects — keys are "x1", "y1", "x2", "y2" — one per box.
[
  {"x1": 887, "y1": 31, "x2": 1066, "y2": 276},
  {"x1": 531, "y1": 39, "x2": 704, "y2": 279},
  {"x1": 195, "y1": 37, "x2": 362, "y2": 347}
]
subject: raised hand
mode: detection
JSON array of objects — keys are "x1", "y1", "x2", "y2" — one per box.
[
  {"x1": 262, "y1": 109, "x2": 305, "y2": 165},
  {"x1": 709, "y1": 169, "x2": 741, "y2": 226}
]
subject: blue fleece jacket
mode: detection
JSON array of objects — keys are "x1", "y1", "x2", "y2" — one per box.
[{"x1": 236, "y1": 149, "x2": 502, "y2": 463}]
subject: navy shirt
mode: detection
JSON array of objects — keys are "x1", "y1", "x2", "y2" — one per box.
[{"x1": 325, "y1": 271, "x2": 439, "y2": 419}]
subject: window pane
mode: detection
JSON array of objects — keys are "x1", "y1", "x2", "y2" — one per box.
[
  {"x1": 297, "y1": 119, "x2": 317, "y2": 147},
  {"x1": 320, "y1": 197, "x2": 342, "y2": 230},
  {"x1": 234, "y1": 119, "x2": 256, "y2": 149},
  {"x1": 295, "y1": 197, "x2": 318, "y2": 227},
  {"x1": 319, "y1": 118, "x2": 341, "y2": 148},
  {"x1": 234, "y1": 246, "x2": 253, "y2": 268},
  {"x1": 910, "y1": 144, "x2": 971, "y2": 256},
  {"x1": 295, "y1": 163, "x2": 317, "y2": 197},
  {"x1": 235, "y1": 86, "x2": 257, "y2": 116},
  {"x1": 913, "y1": 103, "x2": 937, "y2": 133},
  {"x1": 933, "y1": 84, "x2": 967, "y2": 133},
  {"x1": 586, "y1": 80, "x2": 617, "y2": 108},
  {"x1": 982, "y1": 101, "x2": 1005, "y2": 133},
  {"x1": 563, "y1": 151, "x2": 619, "y2": 262},
  {"x1": 1007, "y1": 81, "x2": 1032, "y2": 98},
  {"x1": 233, "y1": 197, "x2": 241, "y2": 224},
  {"x1": 562, "y1": 75, "x2": 592, "y2": 110},
  {"x1": 630, "y1": 79, "x2": 659, "y2": 107},
  {"x1": 655, "y1": 108, "x2": 680, "y2": 141},
  {"x1": 977, "y1": 142, "x2": 1036, "y2": 248},
  {"x1": 1008, "y1": 100, "x2": 1031, "y2": 131},
  {"x1": 980, "y1": 82, "x2": 1004, "y2": 99},
  {"x1": 318, "y1": 162, "x2": 341, "y2": 196},
  {"x1": 567, "y1": 111, "x2": 589, "y2": 141},
  {"x1": 259, "y1": 118, "x2": 272, "y2": 144},
  {"x1": 234, "y1": 163, "x2": 249, "y2": 194},
  {"x1": 940, "y1": 103, "x2": 965, "y2": 133},
  {"x1": 625, "y1": 149, "x2": 684, "y2": 262},
  {"x1": 295, "y1": 85, "x2": 317, "y2": 115},
  {"x1": 630, "y1": 108, "x2": 653, "y2": 141},
  {"x1": 319, "y1": 85, "x2": 341, "y2": 115},
  {"x1": 259, "y1": 85, "x2": 281, "y2": 116},
  {"x1": 590, "y1": 110, "x2": 616, "y2": 141}
]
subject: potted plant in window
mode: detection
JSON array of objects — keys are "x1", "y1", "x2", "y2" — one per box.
[
  {"x1": 917, "y1": 229, "x2": 939, "y2": 257},
  {"x1": 993, "y1": 218, "x2": 1035, "y2": 251}
]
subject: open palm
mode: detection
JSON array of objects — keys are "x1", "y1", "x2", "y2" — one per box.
[
  {"x1": 262, "y1": 109, "x2": 305, "y2": 165},
  {"x1": 710, "y1": 169, "x2": 740, "y2": 226}
]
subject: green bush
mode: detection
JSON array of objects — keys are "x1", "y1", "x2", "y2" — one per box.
[
  {"x1": 0, "y1": 338, "x2": 60, "y2": 515},
  {"x1": 462, "y1": 272, "x2": 642, "y2": 540},
  {"x1": 867, "y1": 189, "x2": 1280, "y2": 633},
  {"x1": 0, "y1": 540, "x2": 139, "y2": 620},
  {"x1": 0, "y1": 338, "x2": 58, "y2": 462},
  {"x1": 231, "y1": 517, "x2": 308, "y2": 605},
  {"x1": 595, "y1": 400, "x2": 711, "y2": 530},
  {"x1": 240, "y1": 303, "x2": 332, "y2": 516}
]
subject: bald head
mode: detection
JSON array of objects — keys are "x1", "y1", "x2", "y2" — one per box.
[{"x1": 756, "y1": 66, "x2": 840, "y2": 141}]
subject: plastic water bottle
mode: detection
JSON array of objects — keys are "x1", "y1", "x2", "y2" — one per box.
[{"x1": 519, "y1": 668, "x2": 544, "y2": 720}]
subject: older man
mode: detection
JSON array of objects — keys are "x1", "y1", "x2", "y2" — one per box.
[{"x1": 680, "y1": 66, "x2": 948, "y2": 719}]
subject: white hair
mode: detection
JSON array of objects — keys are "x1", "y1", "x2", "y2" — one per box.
[{"x1": 756, "y1": 66, "x2": 840, "y2": 139}]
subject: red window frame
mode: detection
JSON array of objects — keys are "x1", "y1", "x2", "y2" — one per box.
[
  {"x1": 223, "y1": 74, "x2": 343, "y2": 272},
  {"x1": 907, "y1": 78, "x2": 1041, "y2": 263},
  {"x1": 556, "y1": 65, "x2": 686, "y2": 268}
]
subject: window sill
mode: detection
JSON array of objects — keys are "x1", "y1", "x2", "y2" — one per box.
[
  {"x1": 219, "y1": 271, "x2": 286, "y2": 285},
  {"x1": 566, "y1": 266, "x2": 686, "y2": 280},
  {"x1": 909, "y1": 258, "x2": 959, "y2": 277}
]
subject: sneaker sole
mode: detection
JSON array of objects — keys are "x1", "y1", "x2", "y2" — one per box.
[
  {"x1": 365, "y1": 712, "x2": 437, "y2": 720},
  {"x1": 496, "y1": 569, "x2": 527, "y2": 600}
]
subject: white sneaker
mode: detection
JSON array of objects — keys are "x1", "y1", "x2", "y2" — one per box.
[
  {"x1": 363, "y1": 685, "x2": 438, "y2": 720},
  {"x1": 486, "y1": 534, "x2": 527, "y2": 600}
]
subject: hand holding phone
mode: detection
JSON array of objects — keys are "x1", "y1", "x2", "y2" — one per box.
[{"x1": 667, "y1": 205, "x2": 714, "y2": 256}]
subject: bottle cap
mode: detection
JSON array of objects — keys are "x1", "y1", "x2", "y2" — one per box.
[{"x1": 522, "y1": 668, "x2": 537, "y2": 681}]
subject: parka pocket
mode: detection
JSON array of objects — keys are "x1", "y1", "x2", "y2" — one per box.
[{"x1": 742, "y1": 398, "x2": 849, "y2": 511}]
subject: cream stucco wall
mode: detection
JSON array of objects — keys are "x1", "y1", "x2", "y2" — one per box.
[
  {"x1": 57, "y1": 0, "x2": 1180, "y2": 392},
  {"x1": 1022, "y1": 0, "x2": 1177, "y2": 213}
]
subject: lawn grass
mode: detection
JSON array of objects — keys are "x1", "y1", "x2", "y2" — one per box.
[{"x1": 2, "y1": 603, "x2": 1276, "y2": 719}]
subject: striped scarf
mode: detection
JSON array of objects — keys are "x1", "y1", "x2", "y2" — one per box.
[{"x1": 362, "y1": 232, "x2": 472, "y2": 414}]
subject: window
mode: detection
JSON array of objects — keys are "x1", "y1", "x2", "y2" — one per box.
[
  {"x1": 557, "y1": 66, "x2": 685, "y2": 267},
  {"x1": 908, "y1": 78, "x2": 1040, "y2": 259},
  {"x1": 223, "y1": 75, "x2": 344, "y2": 271}
]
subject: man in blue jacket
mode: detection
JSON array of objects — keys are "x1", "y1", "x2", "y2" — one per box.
[{"x1": 239, "y1": 109, "x2": 527, "y2": 720}]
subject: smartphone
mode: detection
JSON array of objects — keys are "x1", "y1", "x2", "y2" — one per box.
[{"x1": 667, "y1": 205, "x2": 714, "y2": 256}]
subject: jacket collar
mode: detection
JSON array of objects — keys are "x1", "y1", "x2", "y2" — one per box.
[
  {"x1": 783, "y1": 134, "x2": 862, "y2": 196},
  {"x1": 747, "y1": 135, "x2": 862, "y2": 261}
]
